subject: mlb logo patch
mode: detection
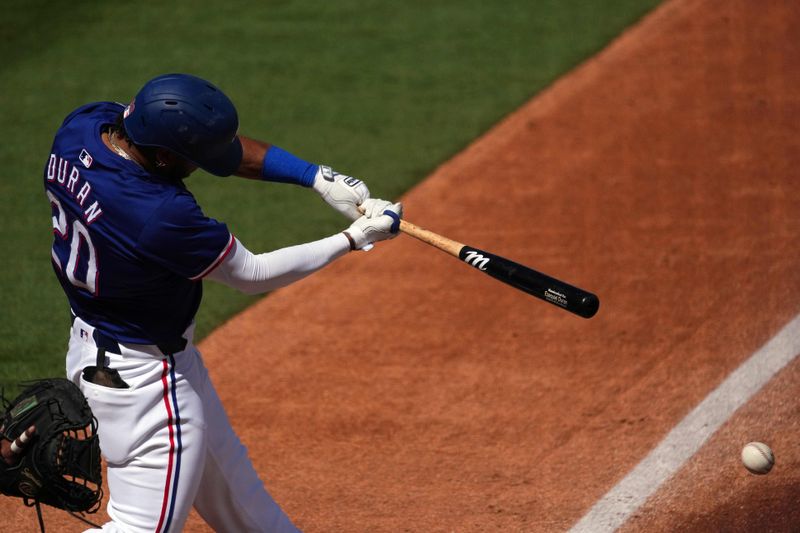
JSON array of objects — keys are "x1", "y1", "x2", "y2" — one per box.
[{"x1": 79, "y1": 149, "x2": 93, "y2": 168}]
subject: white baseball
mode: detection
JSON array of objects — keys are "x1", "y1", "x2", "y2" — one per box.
[{"x1": 741, "y1": 442, "x2": 774, "y2": 475}]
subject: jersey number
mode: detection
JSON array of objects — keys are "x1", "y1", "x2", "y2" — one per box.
[{"x1": 47, "y1": 191, "x2": 99, "y2": 295}]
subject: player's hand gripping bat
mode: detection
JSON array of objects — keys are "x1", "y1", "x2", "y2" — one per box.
[{"x1": 394, "y1": 217, "x2": 599, "y2": 319}]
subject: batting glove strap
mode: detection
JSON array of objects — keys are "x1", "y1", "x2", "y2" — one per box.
[
  {"x1": 346, "y1": 202, "x2": 402, "y2": 249},
  {"x1": 383, "y1": 209, "x2": 401, "y2": 233},
  {"x1": 312, "y1": 166, "x2": 370, "y2": 221}
]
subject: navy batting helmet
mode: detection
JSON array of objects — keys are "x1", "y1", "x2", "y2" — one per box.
[{"x1": 123, "y1": 73, "x2": 243, "y2": 177}]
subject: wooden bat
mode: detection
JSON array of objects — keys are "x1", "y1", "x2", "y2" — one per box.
[{"x1": 396, "y1": 217, "x2": 600, "y2": 319}]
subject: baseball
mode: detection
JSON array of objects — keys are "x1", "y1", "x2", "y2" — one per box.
[{"x1": 741, "y1": 442, "x2": 774, "y2": 475}]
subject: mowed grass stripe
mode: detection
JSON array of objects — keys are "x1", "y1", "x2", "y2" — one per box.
[{"x1": 0, "y1": 0, "x2": 662, "y2": 389}]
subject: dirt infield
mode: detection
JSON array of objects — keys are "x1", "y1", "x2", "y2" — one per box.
[{"x1": 5, "y1": 0, "x2": 799, "y2": 530}]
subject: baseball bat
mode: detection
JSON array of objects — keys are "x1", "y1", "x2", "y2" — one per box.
[{"x1": 396, "y1": 218, "x2": 600, "y2": 319}]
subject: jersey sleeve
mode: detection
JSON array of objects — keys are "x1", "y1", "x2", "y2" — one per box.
[{"x1": 137, "y1": 191, "x2": 234, "y2": 280}]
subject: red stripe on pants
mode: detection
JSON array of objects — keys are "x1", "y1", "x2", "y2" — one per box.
[{"x1": 155, "y1": 359, "x2": 176, "y2": 533}]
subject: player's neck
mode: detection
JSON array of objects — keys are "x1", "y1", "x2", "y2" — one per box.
[{"x1": 105, "y1": 130, "x2": 151, "y2": 171}]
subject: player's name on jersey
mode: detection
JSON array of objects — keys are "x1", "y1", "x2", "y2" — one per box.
[{"x1": 46, "y1": 153, "x2": 104, "y2": 225}]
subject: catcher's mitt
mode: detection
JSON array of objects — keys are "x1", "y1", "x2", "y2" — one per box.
[{"x1": 0, "y1": 378, "x2": 102, "y2": 513}]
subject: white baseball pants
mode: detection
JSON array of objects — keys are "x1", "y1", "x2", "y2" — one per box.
[{"x1": 66, "y1": 316, "x2": 300, "y2": 533}]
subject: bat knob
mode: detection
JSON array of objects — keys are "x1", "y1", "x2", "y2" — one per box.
[{"x1": 578, "y1": 294, "x2": 600, "y2": 319}]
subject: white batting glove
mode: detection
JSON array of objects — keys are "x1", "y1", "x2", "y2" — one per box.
[
  {"x1": 359, "y1": 198, "x2": 396, "y2": 218},
  {"x1": 344, "y1": 201, "x2": 402, "y2": 250},
  {"x1": 312, "y1": 165, "x2": 370, "y2": 221}
]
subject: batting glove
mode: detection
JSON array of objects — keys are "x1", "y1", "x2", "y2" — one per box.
[
  {"x1": 359, "y1": 198, "x2": 397, "y2": 218},
  {"x1": 344, "y1": 201, "x2": 402, "y2": 250},
  {"x1": 312, "y1": 165, "x2": 370, "y2": 221}
]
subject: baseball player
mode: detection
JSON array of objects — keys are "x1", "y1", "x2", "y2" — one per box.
[{"x1": 44, "y1": 73, "x2": 402, "y2": 532}]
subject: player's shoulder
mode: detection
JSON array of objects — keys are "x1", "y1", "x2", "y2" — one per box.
[
  {"x1": 123, "y1": 177, "x2": 197, "y2": 215},
  {"x1": 98, "y1": 181, "x2": 200, "y2": 245},
  {"x1": 149, "y1": 185, "x2": 207, "y2": 221},
  {"x1": 59, "y1": 101, "x2": 125, "y2": 130},
  {"x1": 136, "y1": 184, "x2": 227, "y2": 252}
]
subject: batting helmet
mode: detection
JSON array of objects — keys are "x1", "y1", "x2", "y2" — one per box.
[{"x1": 123, "y1": 73, "x2": 243, "y2": 177}]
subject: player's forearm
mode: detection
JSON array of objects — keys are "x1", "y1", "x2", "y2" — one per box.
[
  {"x1": 233, "y1": 136, "x2": 372, "y2": 221},
  {"x1": 234, "y1": 136, "x2": 318, "y2": 186},
  {"x1": 234, "y1": 136, "x2": 270, "y2": 180},
  {"x1": 205, "y1": 235, "x2": 350, "y2": 294}
]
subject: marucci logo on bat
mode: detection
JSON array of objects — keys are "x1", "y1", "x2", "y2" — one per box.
[
  {"x1": 463, "y1": 250, "x2": 490, "y2": 271},
  {"x1": 416, "y1": 224, "x2": 597, "y2": 318}
]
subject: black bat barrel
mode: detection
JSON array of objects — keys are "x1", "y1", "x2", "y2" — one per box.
[{"x1": 458, "y1": 246, "x2": 599, "y2": 319}]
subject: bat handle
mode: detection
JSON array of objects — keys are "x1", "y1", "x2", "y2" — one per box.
[
  {"x1": 398, "y1": 220, "x2": 463, "y2": 257},
  {"x1": 357, "y1": 206, "x2": 464, "y2": 257}
]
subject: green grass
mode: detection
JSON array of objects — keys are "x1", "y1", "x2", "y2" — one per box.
[{"x1": 0, "y1": 0, "x2": 662, "y2": 390}]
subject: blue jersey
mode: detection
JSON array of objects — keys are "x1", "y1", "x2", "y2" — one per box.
[{"x1": 44, "y1": 102, "x2": 233, "y2": 346}]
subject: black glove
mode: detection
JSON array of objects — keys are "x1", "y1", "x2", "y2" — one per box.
[{"x1": 0, "y1": 378, "x2": 102, "y2": 513}]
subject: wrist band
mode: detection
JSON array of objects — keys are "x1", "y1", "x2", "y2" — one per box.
[
  {"x1": 261, "y1": 146, "x2": 318, "y2": 187},
  {"x1": 342, "y1": 231, "x2": 357, "y2": 251}
]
